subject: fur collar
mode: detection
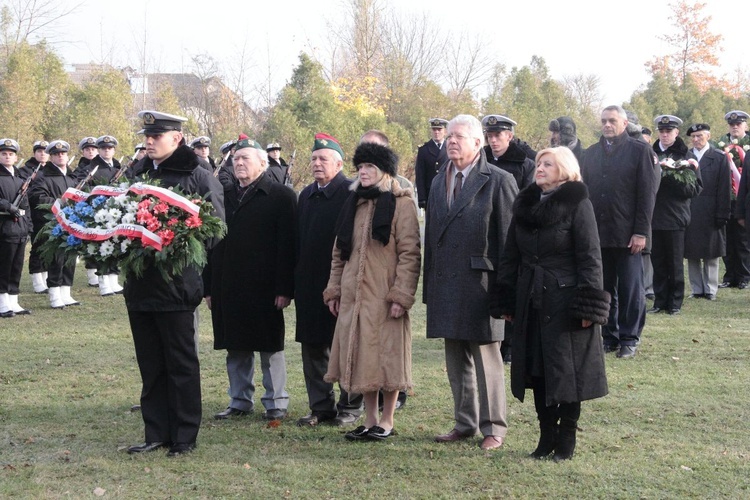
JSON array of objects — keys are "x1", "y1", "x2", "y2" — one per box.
[
  {"x1": 142, "y1": 144, "x2": 199, "y2": 174},
  {"x1": 513, "y1": 181, "x2": 589, "y2": 228},
  {"x1": 483, "y1": 140, "x2": 526, "y2": 164}
]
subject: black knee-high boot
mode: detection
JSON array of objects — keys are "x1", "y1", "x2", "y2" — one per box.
[
  {"x1": 530, "y1": 384, "x2": 558, "y2": 459},
  {"x1": 553, "y1": 402, "x2": 581, "y2": 462}
]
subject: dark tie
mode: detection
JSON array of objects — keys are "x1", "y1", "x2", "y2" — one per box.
[
  {"x1": 604, "y1": 141, "x2": 613, "y2": 153},
  {"x1": 453, "y1": 171, "x2": 463, "y2": 206}
]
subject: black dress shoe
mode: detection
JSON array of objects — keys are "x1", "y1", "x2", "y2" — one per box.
[
  {"x1": 0, "y1": 310, "x2": 15, "y2": 318},
  {"x1": 645, "y1": 293, "x2": 655, "y2": 300},
  {"x1": 718, "y1": 281, "x2": 732, "y2": 288},
  {"x1": 705, "y1": 294, "x2": 716, "y2": 301},
  {"x1": 616, "y1": 345, "x2": 637, "y2": 359},
  {"x1": 344, "y1": 425, "x2": 370, "y2": 441},
  {"x1": 367, "y1": 426, "x2": 394, "y2": 441},
  {"x1": 127, "y1": 441, "x2": 169, "y2": 454},
  {"x1": 167, "y1": 442, "x2": 196, "y2": 457},
  {"x1": 647, "y1": 307, "x2": 664, "y2": 314},
  {"x1": 263, "y1": 408, "x2": 288, "y2": 420},
  {"x1": 214, "y1": 407, "x2": 250, "y2": 420},
  {"x1": 690, "y1": 293, "x2": 705, "y2": 299},
  {"x1": 668, "y1": 308, "x2": 681, "y2": 315},
  {"x1": 332, "y1": 412, "x2": 360, "y2": 427},
  {"x1": 739, "y1": 281, "x2": 749, "y2": 290},
  {"x1": 603, "y1": 343, "x2": 619, "y2": 353},
  {"x1": 296, "y1": 412, "x2": 336, "y2": 427}
]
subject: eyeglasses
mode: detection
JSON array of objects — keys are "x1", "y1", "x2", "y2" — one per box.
[{"x1": 446, "y1": 133, "x2": 470, "y2": 141}]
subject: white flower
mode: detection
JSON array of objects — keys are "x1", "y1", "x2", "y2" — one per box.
[
  {"x1": 718, "y1": 141, "x2": 726, "y2": 148},
  {"x1": 99, "y1": 240, "x2": 115, "y2": 257},
  {"x1": 660, "y1": 158, "x2": 676, "y2": 169},
  {"x1": 107, "y1": 208, "x2": 123, "y2": 222},
  {"x1": 744, "y1": 145, "x2": 750, "y2": 151},
  {"x1": 121, "y1": 213, "x2": 135, "y2": 225},
  {"x1": 105, "y1": 220, "x2": 119, "y2": 230},
  {"x1": 125, "y1": 201, "x2": 138, "y2": 214},
  {"x1": 732, "y1": 138, "x2": 739, "y2": 145},
  {"x1": 114, "y1": 194, "x2": 129, "y2": 206},
  {"x1": 94, "y1": 209, "x2": 108, "y2": 223},
  {"x1": 121, "y1": 239, "x2": 131, "y2": 253},
  {"x1": 87, "y1": 243, "x2": 98, "y2": 255}
]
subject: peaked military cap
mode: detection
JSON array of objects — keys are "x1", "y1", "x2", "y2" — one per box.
[
  {"x1": 78, "y1": 137, "x2": 97, "y2": 150},
  {"x1": 219, "y1": 140, "x2": 236, "y2": 155},
  {"x1": 429, "y1": 118, "x2": 448, "y2": 129},
  {"x1": 312, "y1": 133, "x2": 344, "y2": 158},
  {"x1": 642, "y1": 127, "x2": 653, "y2": 136},
  {"x1": 96, "y1": 135, "x2": 118, "y2": 148},
  {"x1": 134, "y1": 143, "x2": 146, "y2": 152},
  {"x1": 33, "y1": 140, "x2": 49, "y2": 152},
  {"x1": 0, "y1": 138, "x2": 20, "y2": 153},
  {"x1": 686, "y1": 123, "x2": 710, "y2": 136},
  {"x1": 45, "y1": 140, "x2": 70, "y2": 154},
  {"x1": 724, "y1": 110, "x2": 749, "y2": 124},
  {"x1": 190, "y1": 136, "x2": 211, "y2": 148},
  {"x1": 137, "y1": 110, "x2": 187, "y2": 135},
  {"x1": 266, "y1": 142, "x2": 281, "y2": 151},
  {"x1": 482, "y1": 114, "x2": 517, "y2": 133},
  {"x1": 654, "y1": 115, "x2": 683, "y2": 130}
]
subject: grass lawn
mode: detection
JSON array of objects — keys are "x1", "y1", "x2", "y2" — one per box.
[{"x1": 1, "y1": 263, "x2": 749, "y2": 498}]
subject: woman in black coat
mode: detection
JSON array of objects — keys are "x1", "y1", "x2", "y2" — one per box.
[{"x1": 494, "y1": 147, "x2": 610, "y2": 461}]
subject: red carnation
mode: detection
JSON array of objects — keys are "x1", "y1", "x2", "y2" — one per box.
[
  {"x1": 185, "y1": 215, "x2": 202, "y2": 228},
  {"x1": 157, "y1": 229, "x2": 175, "y2": 246}
]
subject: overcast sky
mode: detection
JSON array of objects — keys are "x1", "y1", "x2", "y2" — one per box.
[{"x1": 37, "y1": 0, "x2": 748, "y2": 108}]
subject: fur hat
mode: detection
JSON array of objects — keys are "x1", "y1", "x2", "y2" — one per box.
[{"x1": 352, "y1": 142, "x2": 399, "y2": 177}]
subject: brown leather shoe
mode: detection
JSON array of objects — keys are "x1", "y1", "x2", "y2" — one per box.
[
  {"x1": 435, "y1": 428, "x2": 474, "y2": 443},
  {"x1": 480, "y1": 435, "x2": 504, "y2": 450}
]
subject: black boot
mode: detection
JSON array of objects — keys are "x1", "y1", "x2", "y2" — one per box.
[
  {"x1": 553, "y1": 402, "x2": 581, "y2": 462},
  {"x1": 530, "y1": 387, "x2": 558, "y2": 459}
]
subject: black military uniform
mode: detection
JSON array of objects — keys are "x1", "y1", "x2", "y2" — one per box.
[
  {"x1": 415, "y1": 118, "x2": 449, "y2": 209},
  {"x1": 125, "y1": 110, "x2": 225, "y2": 457},
  {"x1": 0, "y1": 139, "x2": 32, "y2": 317},
  {"x1": 77, "y1": 137, "x2": 98, "y2": 172},
  {"x1": 28, "y1": 140, "x2": 80, "y2": 308},
  {"x1": 190, "y1": 136, "x2": 216, "y2": 172}
]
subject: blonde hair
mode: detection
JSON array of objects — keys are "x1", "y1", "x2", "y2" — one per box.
[
  {"x1": 350, "y1": 172, "x2": 395, "y2": 193},
  {"x1": 535, "y1": 147, "x2": 582, "y2": 182}
]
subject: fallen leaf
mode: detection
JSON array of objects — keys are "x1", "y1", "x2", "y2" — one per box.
[
  {"x1": 627, "y1": 384, "x2": 634, "y2": 389},
  {"x1": 672, "y1": 357, "x2": 680, "y2": 361},
  {"x1": 3, "y1": 464, "x2": 16, "y2": 470},
  {"x1": 24, "y1": 437, "x2": 34, "y2": 444},
  {"x1": 692, "y1": 339, "x2": 699, "y2": 343},
  {"x1": 243, "y1": 463, "x2": 251, "y2": 469},
  {"x1": 267, "y1": 420, "x2": 281, "y2": 428},
  {"x1": 680, "y1": 465, "x2": 693, "y2": 472},
  {"x1": 144, "y1": 467, "x2": 151, "y2": 473},
  {"x1": 93, "y1": 487, "x2": 106, "y2": 496}
]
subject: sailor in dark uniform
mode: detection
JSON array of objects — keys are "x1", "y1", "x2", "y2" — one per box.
[{"x1": 414, "y1": 118, "x2": 449, "y2": 209}]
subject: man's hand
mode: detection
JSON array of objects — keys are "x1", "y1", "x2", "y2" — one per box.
[
  {"x1": 582, "y1": 319, "x2": 593, "y2": 328},
  {"x1": 502, "y1": 314, "x2": 514, "y2": 323},
  {"x1": 275, "y1": 296, "x2": 291, "y2": 310},
  {"x1": 628, "y1": 235, "x2": 647, "y2": 254},
  {"x1": 739, "y1": 219, "x2": 745, "y2": 228}
]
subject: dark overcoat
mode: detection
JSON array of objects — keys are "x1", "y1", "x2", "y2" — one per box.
[
  {"x1": 294, "y1": 171, "x2": 352, "y2": 345},
  {"x1": 495, "y1": 181, "x2": 609, "y2": 406},
  {"x1": 423, "y1": 150, "x2": 518, "y2": 341},
  {"x1": 684, "y1": 147, "x2": 732, "y2": 259},
  {"x1": 73, "y1": 155, "x2": 120, "y2": 185},
  {"x1": 483, "y1": 141, "x2": 536, "y2": 190},
  {"x1": 581, "y1": 132, "x2": 660, "y2": 248},
  {"x1": 651, "y1": 137, "x2": 703, "y2": 230},
  {"x1": 0, "y1": 167, "x2": 31, "y2": 241},
  {"x1": 28, "y1": 163, "x2": 77, "y2": 229},
  {"x1": 209, "y1": 171, "x2": 297, "y2": 352},
  {"x1": 414, "y1": 140, "x2": 448, "y2": 207}
]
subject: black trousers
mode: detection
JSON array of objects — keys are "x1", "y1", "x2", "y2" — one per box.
[
  {"x1": 128, "y1": 310, "x2": 202, "y2": 444},
  {"x1": 28, "y1": 228, "x2": 45, "y2": 274},
  {"x1": 651, "y1": 229, "x2": 686, "y2": 310},
  {"x1": 301, "y1": 343, "x2": 363, "y2": 416},
  {"x1": 0, "y1": 238, "x2": 27, "y2": 294},
  {"x1": 722, "y1": 217, "x2": 750, "y2": 284},
  {"x1": 46, "y1": 251, "x2": 75, "y2": 287}
]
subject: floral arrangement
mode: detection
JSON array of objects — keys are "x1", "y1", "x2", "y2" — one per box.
[
  {"x1": 39, "y1": 179, "x2": 226, "y2": 279},
  {"x1": 658, "y1": 157, "x2": 699, "y2": 188},
  {"x1": 717, "y1": 136, "x2": 749, "y2": 169}
]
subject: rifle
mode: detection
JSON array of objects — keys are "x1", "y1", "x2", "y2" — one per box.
[
  {"x1": 283, "y1": 149, "x2": 296, "y2": 187},
  {"x1": 75, "y1": 165, "x2": 99, "y2": 190},
  {"x1": 0, "y1": 163, "x2": 41, "y2": 218},
  {"x1": 213, "y1": 149, "x2": 232, "y2": 178},
  {"x1": 67, "y1": 155, "x2": 76, "y2": 167},
  {"x1": 111, "y1": 157, "x2": 131, "y2": 184},
  {"x1": 15, "y1": 158, "x2": 24, "y2": 168}
]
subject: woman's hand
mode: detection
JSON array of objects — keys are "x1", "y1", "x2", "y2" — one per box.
[
  {"x1": 327, "y1": 299, "x2": 340, "y2": 317},
  {"x1": 389, "y1": 302, "x2": 405, "y2": 318},
  {"x1": 582, "y1": 319, "x2": 592, "y2": 328},
  {"x1": 502, "y1": 314, "x2": 513, "y2": 323},
  {"x1": 204, "y1": 296, "x2": 211, "y2": 310}
]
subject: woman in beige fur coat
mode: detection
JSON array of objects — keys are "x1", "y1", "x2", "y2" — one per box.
[{"x1": 324, "y1": 142, "x2": 421, "y2": 441}]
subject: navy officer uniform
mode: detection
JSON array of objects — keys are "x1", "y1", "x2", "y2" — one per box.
[
  {"x1": 125, "y1": 110, "x2": 225, "y2": 457},
  {"x1": 190, "y1": 136, "x2": 216, "y2": 172},
  {"x1": 21, "y1": 140, "x2": 49, "y2": 294},
  {"x1": 0, "y1": 139, "x2": 32, "y2": 317},
  {"x1": 414, "y1": 118, "x2": 449, "y2": 209}
]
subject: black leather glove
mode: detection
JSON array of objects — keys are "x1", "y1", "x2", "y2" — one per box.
[{"x1": 715, "y1": 217, "x2": 728, "y2": 229}]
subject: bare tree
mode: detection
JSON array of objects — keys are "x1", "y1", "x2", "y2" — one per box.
[
  {"x1": 1, "y1": 0, "x2": 82, "y2": 51},
  {"x1": 442, "y1": 32, "x2": 494, "y2": 99},
  {"x1": 563, "y1": 73, "x2": 603, "y2": 115}
]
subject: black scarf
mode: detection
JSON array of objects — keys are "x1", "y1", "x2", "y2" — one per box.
[{"x1": 335, "y1": 185, "x2": 396, "y2": 261}]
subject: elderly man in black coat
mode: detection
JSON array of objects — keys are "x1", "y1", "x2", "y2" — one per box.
[
  {"x1": 294, "y1": 133, "x2": 363, "y2": 427},
  {"x1": 206, "y1": 137, "x2": 297, "y2": 422},
  {"x1": 684, "y1": 124, "x2": 731, "y2": 300},
  {"x1": 581, "y1": 105, "x2": 660, "y2": 359}
]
